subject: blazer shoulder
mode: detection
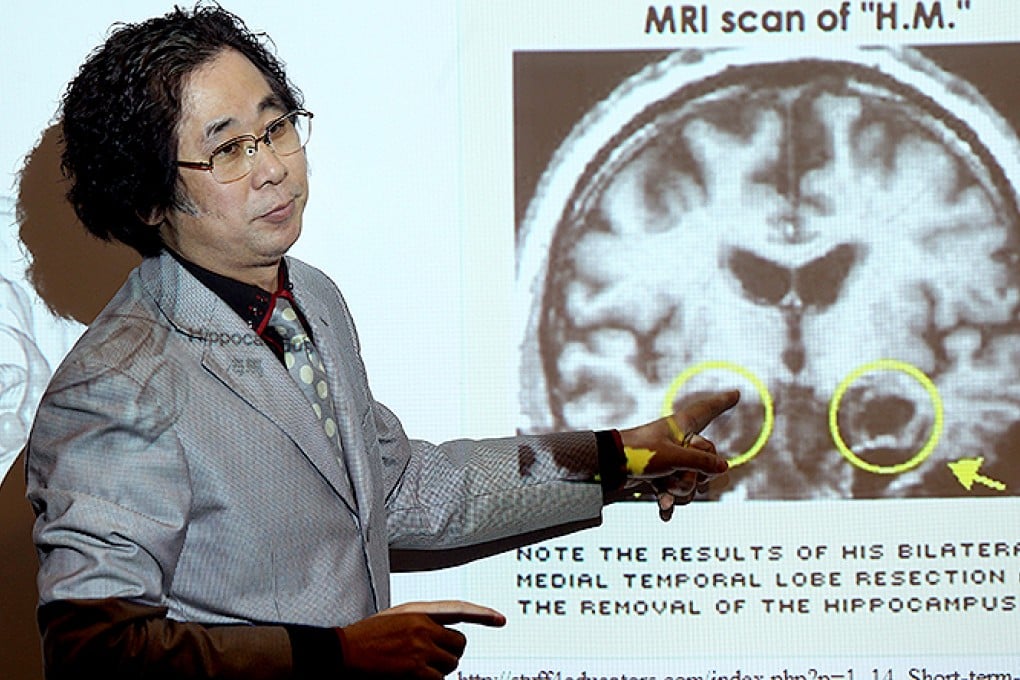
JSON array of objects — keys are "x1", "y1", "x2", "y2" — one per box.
[
  {"x1": 285, "y1": 257, "x2": 355, "y2": 322},
  {"x1": 286, "y1": 257, "x2": 339, "y2": 294},
  {"x1": 48, "y1": 274, "x2": 178, "y2": 392}
]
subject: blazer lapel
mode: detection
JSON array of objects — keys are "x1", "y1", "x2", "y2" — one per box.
[
  {"x1": 140, "y1": 254, "x2": 358, "y2": 513},
  {"x1": 288, "y1": 263, "x2": 376, "y2": 523}
]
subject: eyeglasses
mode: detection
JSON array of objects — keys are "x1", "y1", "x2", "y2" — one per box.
[{"x1": 177, "y1": 109, "x2": 313, "y2": 183}]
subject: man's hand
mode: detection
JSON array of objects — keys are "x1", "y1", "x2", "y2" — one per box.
[
  {"x1": 338, "y1": 600, "x2": 505, "y2": 679},
  {"x1": 618, "y1": 390, "x2": 739, "y2": 521}
]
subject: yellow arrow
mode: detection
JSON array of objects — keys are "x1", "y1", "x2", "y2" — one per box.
[{"x1": 947, "y1": 457, "x2": 1006, "y2": 492}]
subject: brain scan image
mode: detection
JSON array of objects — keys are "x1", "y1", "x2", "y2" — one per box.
[
  {"x1": 516, "y1": 46, "x2": 1020, "y2": 500},
  {"x1": 0, "y1": 273, "x2": 53, "y2": 478}
]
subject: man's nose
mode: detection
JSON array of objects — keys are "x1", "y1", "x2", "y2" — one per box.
[{"x1": 250, "y1": 140, "x2": 288, "y2": 185}]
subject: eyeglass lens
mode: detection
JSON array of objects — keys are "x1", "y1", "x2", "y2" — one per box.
[{"x1": 210, "y1": 112, "x2": 310, "y2": 182}]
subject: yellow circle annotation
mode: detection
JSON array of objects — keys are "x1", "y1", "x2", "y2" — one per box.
[
  {"x1": 828, "y1": 359, "x2": 944, "y2": 475},
  {"x1": 660, "y1": 361, "x2": 773, "y2": 467}
]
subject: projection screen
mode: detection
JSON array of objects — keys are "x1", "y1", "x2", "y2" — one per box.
[{"x1": 2, "y1": 0, "x2": 1018, "y2": 675}]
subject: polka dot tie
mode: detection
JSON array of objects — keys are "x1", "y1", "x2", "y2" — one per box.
[{"x1": 268, "y1": 295, "x2": 340, "y2": 446}]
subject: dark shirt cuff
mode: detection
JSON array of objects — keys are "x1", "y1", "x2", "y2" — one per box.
[
  {"x1": 595, "y1": 429, "x2": 627, "y2": 499},
  {"x1": 286, "y1": 624, "x2": 346, "y2": 676}
]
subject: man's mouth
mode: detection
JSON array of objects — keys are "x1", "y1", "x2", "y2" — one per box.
[{"x1": 257, "y1": 199, "x2": 296, "y2": 223}]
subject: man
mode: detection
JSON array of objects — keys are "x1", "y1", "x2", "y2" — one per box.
[{"x1": 25, "y1": 6, "x2": 738, "y2": 679}]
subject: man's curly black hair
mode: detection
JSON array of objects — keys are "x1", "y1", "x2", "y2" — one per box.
[{"x1": 60, "y1": 4, "x2": 303, "y2": 257}]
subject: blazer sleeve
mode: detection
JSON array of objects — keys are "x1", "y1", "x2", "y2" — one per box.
[
  {"x1": 375, "y1": 400, "x2": 606, "y2": 550},
  {"x1": 26, "y1": 354, "x2": 341, "y2": 678},
  {"x1": 27, "y1": 353, "x2": 190, "y2": 608}
]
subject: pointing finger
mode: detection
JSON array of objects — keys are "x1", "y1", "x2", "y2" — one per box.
[
  {"x1": 384, "y1": 601, "x2": 507, "y2": 627},
  {"x1": 673, "y1": 390, "x2": 740, "y2": 435}
]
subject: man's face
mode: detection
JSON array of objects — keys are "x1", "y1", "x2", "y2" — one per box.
[{"x1": 160, "y1": 48, "x2": 309, "y2": 287}]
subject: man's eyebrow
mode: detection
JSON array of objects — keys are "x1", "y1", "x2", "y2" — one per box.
[
  {"x1": 258, "y1": 94, "x2": 286, "y2": 115},
  {"x1": 203, "y1": 116, "x2": 236, "y2": 142},
  {"x1": 201, "y1": 96, "x2": 288, "y2": 142}
]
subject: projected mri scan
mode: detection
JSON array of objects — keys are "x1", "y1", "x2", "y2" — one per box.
[{"x1": 517, "y1": 46, "x2": 1020, "y2": 500}]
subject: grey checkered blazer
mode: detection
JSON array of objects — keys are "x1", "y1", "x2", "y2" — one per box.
[{"x1": 27, "y1": 252, "x2": 603, "y2": 630}]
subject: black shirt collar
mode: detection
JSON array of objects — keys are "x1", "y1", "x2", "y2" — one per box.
[{"x1": 168, "y1": 249, "x2": 289, "y2": 330}]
